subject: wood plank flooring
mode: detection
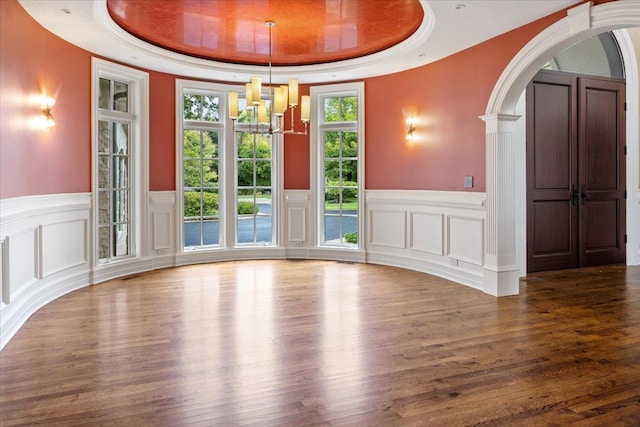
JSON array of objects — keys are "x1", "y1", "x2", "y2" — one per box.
[{"x1": 1, "y1": 260, "x2": 639, "y2": 426}]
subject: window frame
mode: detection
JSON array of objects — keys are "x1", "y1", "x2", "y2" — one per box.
[
  {"x1": 91, "y1": 58, "x2": 149, "y2": 268},
  {"x1": 175, "y1": 80, "x2": 281, "y2": 251},
  {"x1": 310, "y1": 82, "x2": 365, "y2": 249}
]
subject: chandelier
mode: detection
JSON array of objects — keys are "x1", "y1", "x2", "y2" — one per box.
[{"x1": 228, "y1": 21, "x2": 310, "y2": 135}]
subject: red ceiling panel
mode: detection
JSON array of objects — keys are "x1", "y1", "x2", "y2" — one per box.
[{"x1": 107, "y1": 0, "x2": 423, "y2": 65}]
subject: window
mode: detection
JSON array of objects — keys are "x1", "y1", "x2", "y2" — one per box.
[
  {"x1": 177, "y1": 80, "x2": 278, "y2": 250},
  {"x1": 92, "y1": 59, "x2": 148, "y2": 265},
  {"x1": 236, "y1": 132, "x2": 273, "y2": 244},
  {"x1": 181, "y1": 92, "x2": 223, "y2": 248},
  {"x1": 312, "y1": 83, "x2": 364, "y2": 248}
]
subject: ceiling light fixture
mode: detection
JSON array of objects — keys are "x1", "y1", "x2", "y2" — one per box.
[{"x1": 228, "y1": 21, "x2": 310, "y2": 135}]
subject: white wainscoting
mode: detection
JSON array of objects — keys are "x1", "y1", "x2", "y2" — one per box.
[
  {"x1": 148, "y1": 191, "x2": 176, "y2": 269},
  {"x1": 366, "y1": 190, "x2": 487, "y2": 290},
  {"x1": 0, "y1": 189, "x2": 487, "y2": 350},
  {"x1": 0, "y1": 193, "x2": 91, "y2": 350}
]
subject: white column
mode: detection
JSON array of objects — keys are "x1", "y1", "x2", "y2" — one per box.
[{"x1": 481, "y1": 114, "x2": 522, "y2": 296}]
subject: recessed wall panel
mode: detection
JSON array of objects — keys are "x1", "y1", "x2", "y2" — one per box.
[
  {"x1": 410, "y1": 212, "x2": 443, "y2": 255},
  {"x1": 370, "y1": 210, "x2": 406, "y2": 249},
  {"x1": 8, "y1": 229, "x2": 38, "y2": 297},
  {"x1": 448, "y1": 216, "x2": 484, "y2": 265},
  {"x1": 41, "y1": 220, "x2": 87, "y2": 277}
]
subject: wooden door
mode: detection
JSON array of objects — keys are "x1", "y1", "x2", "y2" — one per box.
[
  {"x1": 579, "y1": 77, "x2": 626, "y2": 266},
  {"x1": 527, "y1": 71, "x2": 579, "y2": 272},
  {"x1": 526, "y1": 70, "x2": 626, "y2": 273}
]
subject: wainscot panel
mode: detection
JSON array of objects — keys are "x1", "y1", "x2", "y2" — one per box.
[
  {"x1": 366, "y1": 190, "x2": 486, "y2": 290},
  {"x1": 0, "y1": 193, "x2": 91, "y2": 350}
]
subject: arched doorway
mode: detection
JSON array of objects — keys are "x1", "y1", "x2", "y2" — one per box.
[{"x1": 482, "y1": 1, "x2": 640, "y2": 296}]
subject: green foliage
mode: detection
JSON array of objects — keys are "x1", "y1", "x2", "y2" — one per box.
[
  {"x1": 325, "y1": 181, "x2": 358, "y2": 202},
  {"x1": 344, "y1": 231, "x2": 358, "y2": 244},
  {"x1": 183, "y1": 129, "x2": 218, "y2": 188},
  {"x1": 183, "y1": 94, "x2": 219, "y2": 121},
  {"x1": 237, "y1": 134, "x2": 272, "y2": 188},
  {"x1": 323, "y1": 131, "x2": 357, "y2": 182},
  {"x1": 324, "y1": 96, "x2": 357, "y2": 122},
  {"x1": 237, "y1": 201, "x2": 258, "y2": 215},
  {"x1": 184, "y1": 191, "x2": 218, "y2": 217}
]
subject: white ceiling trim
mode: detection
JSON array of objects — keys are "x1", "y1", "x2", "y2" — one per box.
[{"x1": 18, "y1": 0, "x2": 580, "y2": 84}]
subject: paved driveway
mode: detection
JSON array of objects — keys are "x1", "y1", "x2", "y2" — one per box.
[{"x1": 184, "y1": 203, "x2": 357, "y2": 246}]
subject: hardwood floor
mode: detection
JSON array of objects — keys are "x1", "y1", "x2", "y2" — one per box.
[{"x1": 1, "y1": 260, "x2": 639, "y2": 426}]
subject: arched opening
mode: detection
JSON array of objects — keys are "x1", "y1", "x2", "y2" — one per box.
[{"x1": 483, "y1": 1, "x2": 640, "y2": 296}]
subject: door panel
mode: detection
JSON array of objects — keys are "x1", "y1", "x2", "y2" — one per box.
[
  {"x1": 527, "y1": 71, "x2": 579, "y2": 272},
  {"x1": 527, "y1": 71, "x2": 626, "y2": 273},
  {"x1": 579, "y1": 78, "x2": 626, "y2": 266}
]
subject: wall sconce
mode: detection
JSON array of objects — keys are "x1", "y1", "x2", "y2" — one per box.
[
  {"x1": 403, "y1": 107, "x2": 416, "y2": 142},
  {"x1": 37, "y1": 95, "x2": 56, "y2": 130}
]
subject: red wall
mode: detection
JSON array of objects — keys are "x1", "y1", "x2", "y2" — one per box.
[
  {"x1": 149, "y1": 73, "x2": 176, "y2": 191},
  {"x1": 1, "y1": 0, "x2": 577, "y2": 198},
  {"x1": 364, "y1": 9, "x2": 567, "y2": 192},
  {"x1": 0, "y1": 0, "x2": 92, "y2": 199}
]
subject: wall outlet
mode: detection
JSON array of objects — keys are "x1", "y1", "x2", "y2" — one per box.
[
  {"x1": 449, "y1": 258, "x2": 459, "y2": 266},
  {"x1": 464, "y1": 176, "x2": 473, "y2": 188}
]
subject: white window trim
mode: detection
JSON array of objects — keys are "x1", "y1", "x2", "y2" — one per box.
[
  {"x1": 310, "y1": 82, "x2": 365, "y2": 249},
  {"x1": 91, "y1": 58, "x2": 149, "y2": 271},
  {"x1": 175, "y1": 79, "x2": 282, "y2": 251}
]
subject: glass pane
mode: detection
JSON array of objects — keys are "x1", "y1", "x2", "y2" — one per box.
[
  {"x1": 202, "y1": 131, "x2": 218, "y2": 159},
  {"x1": 98, "y1": 156, "x2": 110, "y2": 188},
  {"x1": 255, "y1": 135, "x2": 271, "y2": 159},
  {"x1": 237, "y1": 99, "x2": 253, "y2": 124},
  {"x1": 237, "y1": 135, "x2": 254, "y2": 157},
  {"x1": 112, "y1": 190, "x2": 128, "y2": 223},
  {"x1": 202, "y1": 160, "x2": 218, "y2": 188},
  {"x1": 201, "y1": 190, "x2": 219, "y2": 217},
  {"x1": 98, "y1": 190, "x2": 110, "y2": 225},
  {"x1": 112, "y1": 123, "x2": 129, "y2": 155},
  {"x1": 342, "y1": 159, "x2": 358, "y2": 183},
  {"x1": 342, "y1": 96, "x2": 357, "y2": 121},
  {"x1": 98, "y1": 120, "x2": 110, "y2": 153},
  {"x1": 114, "y1": 81, "x2": 128, "y2": 112},
  {"x1": 184, "y1": 94, "x2": 202, "y2": 120},
  {"x1": 342, "y1": 132, "x2": 358, "y2": 157},
  {"x1": 99, "y1": 78, "x2": 110, "y2": 110},
  {"x1": 183, "y1": 160, "x2": 201, "y2": 188},
  {"x1": 113, "y1": 223, "x2": 128, "y2": 256},
  {"x1": 184, "y1": 191, "x2": 202, "y2": 218},
  {"x1": 112, "y1": 156, "x2": 128, "y2": 189},
  {"x1": 324, "y1": 132, "x2": 340, "y2": 158},
  {"x1": 202, "y1": 95, "x2": 220, "y2": 122},
  {"x1": 99, "y1": 226, "x2": 110, "y2": 259},
  {"x1": 256, "y1": 193, "x2": 272, "y2": 216},
  {"x1": 255, "y1": 161, "x2": 271, "y2": 187},
  {"x1": 184, "y1": 220, "x2": 202, "y2": 247},
  {"x1": 324, "y1": 214, "x2": 340, "y2": 242},
  {"x1": 202, "y1": 219, "x2": 219, "y2": 245},
  {"x1": 342, "y1": 186, "x2": 358, "y2": 207},
  {"x1": 237, "y1": 160, "x2": 254, "y2": 187},
  {"x1": 325, "y1": 186, "x2": 340, "y2": 203},
  {"x1": 256, "y1": 215, "x2": 272, "y2": 243},
  {"x1": 325, "y1": 160, "x2": 340, "y2": 181},
  {"x1": 183, "y1": 129, "x2": 202, "y2": 158},
  {"x1": 324, "y1": 97, "x2": 340, "y2": 122}
]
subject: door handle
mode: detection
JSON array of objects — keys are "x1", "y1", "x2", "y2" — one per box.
[
  {"x1": 580, "y1": 184, "x2": 588, "y2": 205},
  {"x1": 571, "y1": 185, "x2": 580, "y2": 206}
]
